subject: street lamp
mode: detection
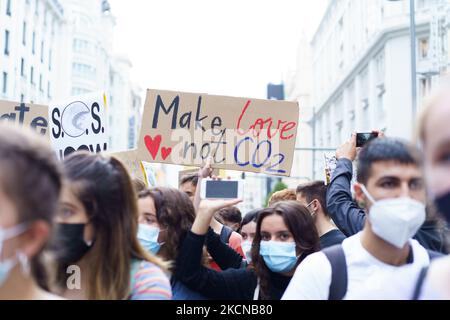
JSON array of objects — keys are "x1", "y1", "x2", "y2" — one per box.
[{"x1": 387, "y1": 0, "x2": 417, "y2": 126}]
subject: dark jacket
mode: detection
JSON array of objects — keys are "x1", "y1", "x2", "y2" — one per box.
[
  {"x1": 326, "y1": 158, "x2": 447, "y2": 253},
  {"x1": 175, "y1": 229, "x2": 292, "y2": 300}
]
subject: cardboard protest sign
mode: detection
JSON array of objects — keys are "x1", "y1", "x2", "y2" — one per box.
[
  {"x1": 109, "y1": 149, "x2": 146, "y2": 184},
  {"x1": 0, "y1": 100, "x2": 49, "y2": 137},
  {"x1": 49, "y1": 92, "x2": 109, "y2": 160},
  {"x1": 137, "y1": 89, "x2": 299, "y2": 176}
]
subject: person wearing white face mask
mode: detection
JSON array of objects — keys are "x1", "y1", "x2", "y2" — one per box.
[
  {"x1": 283, "y1": 138, "x2": 441, "y2": 300},
  {"x1": 345, "y1": 80, "x2": 450, "y2": 300},
  {"x1": 296, "y1": 181, "x2": 346, "y2": 249},
  {"x1": 0, "y1": 125, "x2": 63, "y2": 300}
]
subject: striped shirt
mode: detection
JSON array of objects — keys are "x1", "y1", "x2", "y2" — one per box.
[{"x1": 129, "y1": 260, "x2": 172, "y2": 300}]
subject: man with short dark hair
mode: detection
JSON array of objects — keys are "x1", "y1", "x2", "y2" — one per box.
[
  {"x1": 296, "y1": 181, "x2": 346, "y2": 249},
  {"x1": 326, "y1": 133, "x2": 446, "y2": 252},
  {"x1": 179, "y1": 173, "x2": 199, "y2": 202},
  {"x1": 283, "y1": 136, "x2": 439, "y2": 300},
  {"x1": 216, "y1": 206, "x2": 242, "y2": 232}
]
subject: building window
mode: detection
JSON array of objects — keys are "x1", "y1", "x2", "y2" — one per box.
[
  {"x1": 30, "y1": 67, "x2": 34, "y2": 85},
  {"x1": 6, "y1": 0, "x2": 12, "y2": 16},
  {"x1": 72, "y1": 63, "x2": 96, "y2": 77},
  {"x1": 48, "y1": 82, "x2": 51, "y2": 98},
  {"x1": 32, "y1": 32, "x2": 36, "y2": 54},
  {"x1": 41, "y1": 41, "x2": 44, "y2": 63},
  {"x1": 39, "y1": 74, "x2": 43, "y2": 92},
  {"x1": 375, "y1": 50, "x2": 385, "y2": 85},
  {"x1": 35, "y1": 0, "x2": 39, "y2": 16},
  {"x1": 21, "y1": 58, "x2": 25, "y2": 77},
  {"x1": 4, "y1": 30, "x2": 10, "y2": 55},
  {"x1": 2, "y1": 72, "x2": 7, "y2": 94},
  {"x1": 21, "y1": 94, "x2": 25, "y2": 103},
  {"x1": 22, "y1": 22, "x2": 27, "y2": 46},
  {"x1": 49, "y1": 49, "x2": 52, "y2": 70},
  {"x1": 419, "y1": 37, "x2": 429, "y2": 60}
]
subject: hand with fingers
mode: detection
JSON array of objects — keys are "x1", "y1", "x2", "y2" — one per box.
[
  {"x1": 192, "y1": 198, "x2": 243, "y2": 235},
  {"x1": 336, "y1": 133, "x2": 358, "y2": 162}
]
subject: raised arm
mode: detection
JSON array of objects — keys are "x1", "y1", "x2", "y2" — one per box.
[
  {"x1": 174, "y1": 198, "x2": 257, "y2": 300},
  {"x1": 326, "y1": 134, "x2": 366, "y2": 236}
]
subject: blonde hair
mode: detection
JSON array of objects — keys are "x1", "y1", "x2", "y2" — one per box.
[{"x1": 268, "y1": 189, "x2": 297, "y2": 207}]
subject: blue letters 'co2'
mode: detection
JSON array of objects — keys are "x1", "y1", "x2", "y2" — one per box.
[{"x1": 234, "y1": 137, "x2": 286, "y2": 174}]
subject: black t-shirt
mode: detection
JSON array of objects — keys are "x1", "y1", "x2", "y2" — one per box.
[{"x1": 320, "y1": 229, "x2": 346, "y2": 249}]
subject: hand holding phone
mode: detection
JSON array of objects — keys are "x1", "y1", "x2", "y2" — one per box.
[
  {"x1": 356, "y1": 132, "x2": 379, "y2": 148},
  {"x1": 200, "y1": 179, "x2": 244, "y2": 200}
]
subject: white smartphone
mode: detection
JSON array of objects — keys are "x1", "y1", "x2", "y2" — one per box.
[{"x1": 200, "y1": 179, "x2": 244, "y2": 200}]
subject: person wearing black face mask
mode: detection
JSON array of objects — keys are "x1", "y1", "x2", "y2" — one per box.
[
  {"x1": 53, "y1": 223, "x2": 93, "y2": 265},
  {"x1": 51, "y1": 153, "x2": 172, "y2": 300}
]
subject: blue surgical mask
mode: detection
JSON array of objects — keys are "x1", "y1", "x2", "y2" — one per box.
[
  {"x1": 137, "y1": 224, "x2": 162, "y2": 255},
  {"x1": 259, "y1": 241, "x2": 299, "y2": 273},
  {"x1": 0, "y1": 224, "x2": 28, "y2": 287},
  {"x1": 241, "y1": 240, "x2": 252, "y2": 263}
]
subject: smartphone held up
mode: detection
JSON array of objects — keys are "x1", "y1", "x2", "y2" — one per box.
[
  {"x1": 356, "y1": 132, "x2": 379, "y2": 148},
  {"x1": 200, "y1": 179, "x2": 244, "y2": 200}
]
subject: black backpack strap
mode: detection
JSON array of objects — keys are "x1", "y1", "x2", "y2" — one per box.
[
  {"x1": 427, "y1": 249, "x2": 443, "y2": 261},
  {"x1": 322, "y1": 245, "x2": 348, "y2": 300},
  {"x1": 219, "y1": 226, "x2": 233, "y2": 244},
  {"x1": 412, "y1": 266, "x2": 429, "y2": 300}
]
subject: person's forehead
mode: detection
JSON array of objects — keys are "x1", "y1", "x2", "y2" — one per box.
[
  {"x1": 180, "y1": 181, "x2": 196, "y2": 189},
  {"x1": 241, "y1": 221, "x2": 257, "y2": 232},
  {"x1": 368, "y1": 161, "x2": 422, "y2": 180},
  {"x1": 261, "y1": 214, "x2": 288, "y2": 232},
  {"x1": 138, "y1": 196, "x2": 156, "y2": 212}
]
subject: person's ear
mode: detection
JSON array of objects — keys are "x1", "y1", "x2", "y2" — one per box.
[
  {"x1": 353, "y1": 184, "x2": 366, "y2": 207},
  {"x1": 19, "y1": 221, "x2": 50, "y2": 261}
]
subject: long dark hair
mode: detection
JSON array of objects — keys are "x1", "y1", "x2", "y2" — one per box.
[
  {"x1": 251, "y1": 201, "x2": 320, "y2": 300},
  {"x1": 54, "y1": 152, "x2": 166, "y2": 300},
  {"x1": 139, "y1": 187, "x2": 196, "y2": 271}
]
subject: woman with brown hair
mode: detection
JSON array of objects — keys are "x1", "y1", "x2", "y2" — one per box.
[
  {"x1": 0, "y1": 125, "x2": 62, "y2": 299},
  {"x1": 137, "y1": 187, "x2": 210, "y2": 300},
  {"x1": 175, "y1": 200, "x2": 320, "y2": 300},
  {"x1": 52, "y1": 152, "x2": 172, "y2": 300}
]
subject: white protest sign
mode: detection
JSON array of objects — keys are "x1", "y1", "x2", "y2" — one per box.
[{"x1": 49, "y1": 92, "x2": 109, "y2": 160}]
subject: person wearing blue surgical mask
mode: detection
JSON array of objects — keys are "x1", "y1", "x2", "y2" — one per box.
[
  {"x1": 137, "y1": 188, "x2": 209, "y2": 300},
  {"x1": 137, "y1": 193, "x2": 164, "y2": 255},
  {"x1": 0, "y1": 125, "x2": 63, "y2": 300},
  {"x1": 175, "y1": 200, "x2": 320, "y2": 300}
]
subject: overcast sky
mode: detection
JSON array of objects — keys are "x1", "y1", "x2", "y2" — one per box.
[{"x1": 109, "y1": 0, "x2": 329, "y2": 99}]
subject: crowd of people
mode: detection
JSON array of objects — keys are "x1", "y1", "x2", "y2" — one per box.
[{"x1": 0, "y1": 81, "x2": 450, "y2": 300}]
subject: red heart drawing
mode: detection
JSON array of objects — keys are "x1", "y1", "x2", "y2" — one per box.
[
  {"x1": 161, "y1": 147, "x2": 172, "y2": 160},
  {"x1": 144, "y1": 135, "x2": 162, "y2": 160}
]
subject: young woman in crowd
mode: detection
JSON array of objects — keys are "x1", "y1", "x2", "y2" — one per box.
[
  {"x1": 137, "y1": 187, "x2": 210, "y2": 299},
  {"x1": 0, "y1": 125, "x2": 63, "y2": 300},
  {"x1": 52, "y1": 152, "x2": 172, "y2": 300},
  {"x1": 175, "y1": 200, "x2": 320, "y2": 300},
  {"x1": 240, "y1": 209, "x2": 261, "y2": 263}
]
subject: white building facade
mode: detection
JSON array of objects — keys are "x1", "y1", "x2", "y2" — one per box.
[
  {"x1": 0, "y1": 0, "x2": 143, "y2": 152},
  {"x1": 0, "y1": 0, "x2": 65, "y2": 104},
  {"x1": 310, "y1": 0, "x2": 450, "y2": 179}
]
